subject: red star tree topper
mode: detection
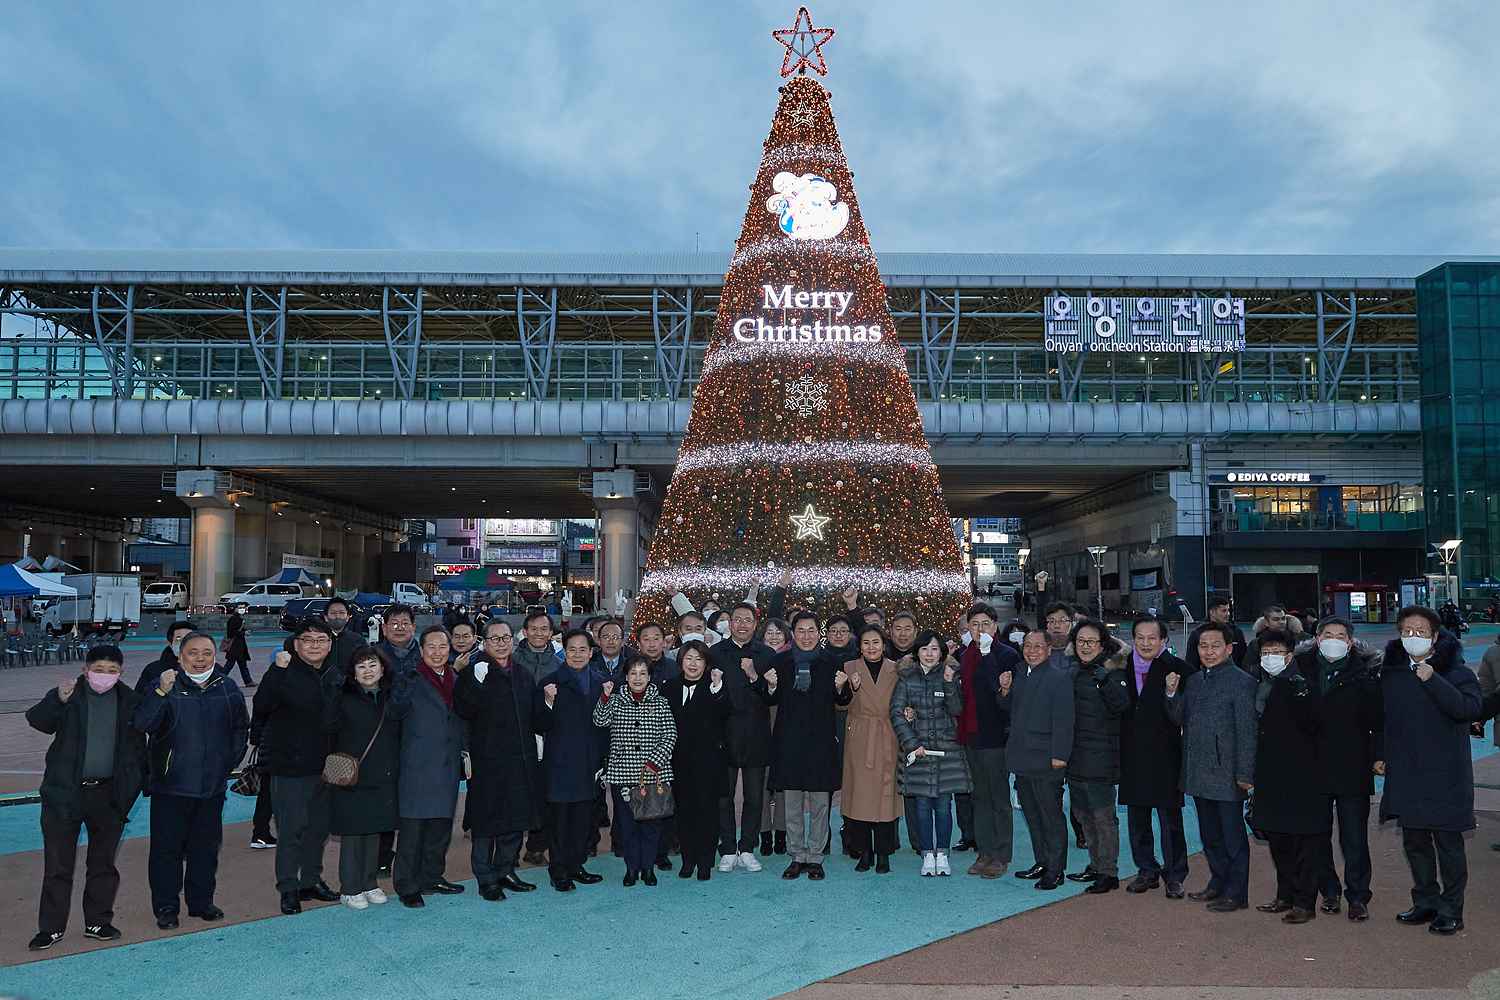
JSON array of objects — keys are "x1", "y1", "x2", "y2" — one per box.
[{"x1": 635, "y1": 60, "x2": 968, "y2": 632}]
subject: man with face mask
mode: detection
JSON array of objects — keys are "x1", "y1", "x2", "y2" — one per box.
[
  {"x1": 27, "y1": 646, "x2": 148, "y2": 951},
  {"x1": 1248, "y1": 628, "x2": 1330, "y2": 925},
  {"x1": 133, "y1": 632, "x2": 250, "y2": 929},
  {"x1": 323, "y1": 598, "x2": 362, "y2": 673},
  {"x1": 956, "y1": 603, "x2": 1022, "y2": 878},
  {"x1": 1380, "y1": 605, "x2": 1483, "y2": 935},
  {"x1": 136, "y1": 620, "x2": 195, "y2": 695},
  {"x1": 1286, "y1": 617, "x2": 1383, "y2": 921},
  {"x1": 708, "y1": 602, "x2": 777, "y2": 871}
]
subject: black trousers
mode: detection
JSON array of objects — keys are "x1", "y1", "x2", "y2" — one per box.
[
  {"x1": 718, "y1": 765, "x2": 765, "y2": 855},
  {"x1": 338, "y1": 833, "x2": 381, "y2": 895},
  {"x1": 1195, "y1": 796, "x2": 1250, "y2": 904},
  {"x1": 548, "y1": 800, "x2": 592, "y2": 879},
  {"x1": 251, "y1": 779, "x2": 274, "y2": 841},
  {"x1": 471, "y1": 830, "x2": 524, "y2": 888},
  {"x1": 1267, "y1": 831, "x2": 1331, "y2": 911},
  {"x1": 675, "y1": 784, "x2": 720, "y2": 872},
  {"x1": 39, "y1": 784, "x2": 125, "y2": 934},
  {"x1": 377, "y1": 830, "x2": 395, "y2": 870},
  {"x1": 954, "y1": 792, "x2": 974, "y2": 843},
  {"x1": 1402, "y1": 826, "x2": 1467, "y2": 920},
  {"x1": 1126, "y1": 804, "x2": 1189, "y2": 885},
  {"x1": 228, "y1": 654, "x2": 252, "y2": 686},
  {"x1": 270, "y1": 775, "x2": 329, "y2": 894},
  {"x1": 1320, "y1": 793, "x2": 1372, "y2": 905},
  {"x1": 845, "y1": 818, "x2": 897, "y2": 857},
  {"x1": 148, "y1": 792, "x2": 224, "y2": 916},
  {"x1": 613, "y1": 786, "x2": 662, "y2": 874},
  {"x1": 393, "y1": 816, "x2": 452, "y2": 897},
  {"x1": 1015, "y1": 773, "x2": 1068, "y2": 877}
]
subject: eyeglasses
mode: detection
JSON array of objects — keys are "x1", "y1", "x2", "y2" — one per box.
[
  {"x1": 485, "y1": 634, "x2": 513, "y2": 643},
  {"x1": 1045, "y1": 616, "x2": 1071, "y2": 626},
  {"x1": 296, "y1": 635, "x2": 331, "y2": 645},
  {"x1": 1075, "y1": 638, "x2": 1102, "y2": 648}
]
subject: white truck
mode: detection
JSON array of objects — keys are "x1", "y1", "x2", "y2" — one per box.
[
  {"x1": 42, "y1": 573, "x2": 142, "y2": 637},
  {"x1": 389, "y1": 582, "x2": 433, "y2": 611}
]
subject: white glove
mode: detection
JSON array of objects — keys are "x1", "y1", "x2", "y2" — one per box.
[
  {"x1": 670, "y1": 592, "x2": 696, "y2": 617},
  {"x1": 961, "y1": 631, "x2": 973, "y2": 646},
  {"x1": 472, "y1": 662, "x2": 489, "y2": 683},
  {"x1": 978, "y1": 633, "x2": 993, "y2": 654}
]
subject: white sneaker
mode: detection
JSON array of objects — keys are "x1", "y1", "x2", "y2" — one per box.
[
  {"x1": 738, "y1": 851, "x2": 763, "y2": 873},
  {"x1": 363, "y1": 888, "x2": 387, "y2": 905},
  {"x1": 718, "y1": 854, "x2": 737, "y2": 873},
  {"x1": 341, "y1": 893, "x2": 368, "y2": 910},
  {"x1": 935, "y1": 852, "x2": 951, "y2": 876},
  {"x1": 921, "y1": 852, "x2": 936, "y2": 876}
]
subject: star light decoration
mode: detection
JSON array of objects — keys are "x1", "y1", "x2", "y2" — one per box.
[
  {"x1": 790, "y1": 503, "x2": 832, "y2": 540},
  {"x1": 772, "y1": 6, "x2": 835, "y2": 78},
  {"x1": 784, "y1": 374, "x2": 829, "y2": 417}
]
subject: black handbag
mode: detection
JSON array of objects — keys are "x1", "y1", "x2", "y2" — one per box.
[
  {"x1": 230, "y1": 747, "x2": 263, "y2": 797},
  {"x1": 630, "y1": 776, "x2": 675, "y2": 821}
]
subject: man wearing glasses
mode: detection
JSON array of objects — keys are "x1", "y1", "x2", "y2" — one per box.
[
  {"x1": 251, "y1": 620, "x2": 340, "y2": 914},
  {"x1": 1041, "y1": 603, "x2": 1075, "y2": 669}
]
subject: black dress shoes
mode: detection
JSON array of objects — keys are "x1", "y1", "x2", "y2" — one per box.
[
  {"x1": 550, "y1": 878, "x2": 575, "y2": 892},
  {"x1": 678, "y1": 863, "x2": 696, "y2": 879},
  {"x1": 1257, "y1": 899, "x2": 1293, "y2": 914},
  {"x1": 854, "y1": 851, "x2": 874, "y2": 872},
  {"x1": 1429, "y1": 915, "x2": 1464, "y2": 935},
  {"x1": 623, "y1": 871, "x2": 638, "y2": 887},
  {"x1": 641, "y1": 870, "x2": 657, "y2": 886},
  {"x1": 400, "y1": 894, "x2": 425, "y2": 908},
  {"x1": 774, "y1": 831, "x2": 788, "y2": 855},
  {"x1": 1206, "y1": 898, "x2": 1248, "y2": 913},
  {"x1": 1396, "y1": 906, "x2": 1438, "y2": 925},
  {"x1": 571, "y1": 868, "x2": 603, "y2": 885},
  {"x1": 189, "y1": 906, "x2": 224, "y2": 921},
  {"x1": 696, "y1": 865, "x2": 712, "y2": 881},
  {"x1": 1188, "y1": 887, "x2": 1222, "y2": 902},
  {"x1": 279, "y1": 892, "x2": 302, "y2": 915},
  {"x1": 782, "y1": 862, "x2": 804, "y2": 880},
  {"x1": 1282, "y1": 907, "x2": 1315, "y2": 924},
  {"x1": 805, "y1": 863, "x2": 825, "y2": 880},
  {"x1": 299, "y1": 881, "x2": 339, "y2": 902},
  {"x1": 1126, "y1": 875, "x2": 1160, "y2": 894},
  {"x1": 1034, "y1": 874, "x2": 1063, "y2": 890},
  {"x1": 1066, "y1": 869, "x2": 1098, "y2": 883},
  {"x1": 1084, "y1": 876, "x2": 1119, "y2": 894},
  {"x1": 1348, "y1": 901, "x2": 1369, "y2": 921},
  {"x1": 1320, "y1": 896, "x2": 1342, "y2": 915},
  {"x1": 427, "y1": 880, "x2": 465, "y2": 895},
  {"x1": 655, "y1": 858, "x2": 673, "y2": 871},
  {"x1": 478, "y1": 884, "x2": 505, "y2": 901},
  {"x1": 500, "y1": 874, "x2": 536, "y2": 893},
  {"x1": 1164, "y1": 882, "x2": 1185, "y2": 899},
  {"x1": 874, "y1": 854, "x2": 891, "y2": 874},
  {"x1": 1014, "y1": 864, "x2": 1046, "y2": 880},
  {"x1": 156, "y1": 911, "x2": 179, "y2": 929}
]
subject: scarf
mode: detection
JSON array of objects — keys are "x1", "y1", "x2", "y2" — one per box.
[
  {"x1": 1132, "y1": 650, "x2": 1152, "y2": 694},
  {"x1": 792, "y1": 646, "x2": 818, "y2": 692},
  {"x1": 630, "y1": 687, "x2": 647, "y2": 703},
  {"x1": 957, "y1": 642, "x2": 982, "y2": 745},
  {"x1": 418, "y1": 663, "x2": 455, "y2": 709}
]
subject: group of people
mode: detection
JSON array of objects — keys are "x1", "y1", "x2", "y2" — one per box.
[{"x1": 23, "y1": 586, "x2": 1500, "y2": 953}]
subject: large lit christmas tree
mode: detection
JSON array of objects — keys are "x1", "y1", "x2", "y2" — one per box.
[{"x1": 635, "y1": 8, "x2": 969, "y2": 631}]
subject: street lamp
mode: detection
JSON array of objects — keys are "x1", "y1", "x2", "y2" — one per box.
[
  {"x1": 1431, "y1": 538, "x2": 1462, "y2": 608},
  {"x1": 1087, "y1": 545, "x2": 1108, "y2": 621},
  {"x1": 1016, "y1": 547, "x2": 1030, "y2": 611}
]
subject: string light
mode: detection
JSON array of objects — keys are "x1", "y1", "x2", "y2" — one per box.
[
  {"x1": 676, "y1": 441, "x2": 934, "y2": 473},
  {"x1": 640, "y1": 566, "x2": 973, "y2": 598}
]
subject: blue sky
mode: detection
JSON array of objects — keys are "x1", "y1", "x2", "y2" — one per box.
[{"x1": 1, "y1": 0, "x2": 1495, "y2": 255}]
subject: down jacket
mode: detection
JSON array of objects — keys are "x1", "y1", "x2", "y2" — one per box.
[
  {"x1": 1378, "y1": 633, "x2": 1482, "y2": 832},
  {"x1": 1066, "y1": 652, "x2": 1131, "y2": 784},
  {"x1": 133, "y1": 667, "x2": 250, "y2": 799},
  {"x1": 890, "y1": 661, "x2": 972, "y2": 798}
]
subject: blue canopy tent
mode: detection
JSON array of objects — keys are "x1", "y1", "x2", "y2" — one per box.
[
  {"x1": 0, "y1": 563, "x2": 76, "y2": 598},
  {"x1": 255, "y1": 567, "x2": 321, "y2": 587}
]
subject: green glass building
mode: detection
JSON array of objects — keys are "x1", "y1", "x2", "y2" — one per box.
[{"x1": 1417, "y1": 262, "x2": 1500, "y2": 604}]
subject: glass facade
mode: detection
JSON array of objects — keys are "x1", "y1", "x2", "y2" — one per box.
[
  {"x1": 1417, "y1": 262, "x2": 1500, "y2": 602},
  {"x1": 1214, "y1": 483, "x2": 1423, "y2": 532}
]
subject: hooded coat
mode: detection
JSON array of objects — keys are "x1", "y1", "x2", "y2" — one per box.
[
  {"x1": 1066, "y1": 652, "x2": 1131, "y2": 784},
  {"x1": 1378, "y1": 633, "x2": 1482, "y2": 832}
]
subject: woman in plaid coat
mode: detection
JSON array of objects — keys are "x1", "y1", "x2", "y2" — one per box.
[
  {"x1": 892, "y1": 631, "x2": 972, "y2": 876},
  {"x1": 593, "y1": 656, "x2": 677, "y2": 886}
]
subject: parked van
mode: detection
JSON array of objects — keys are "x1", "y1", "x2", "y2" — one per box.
[
  {"x1": 218, "y1": 582, "x2": 308, "y2": 613},
  {"x1": 142, "y1": 581, "x2": 190, "y2": 611}
]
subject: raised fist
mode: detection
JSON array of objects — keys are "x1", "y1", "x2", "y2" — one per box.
[
  {"x1": 902, "y1": 706, "x2": 915, "y2": 723},
  {"x1": 543, "y1": 682, "x2": 557, "y2": 704},
  {"x1": 1164, "y1": 672, "x2": 1181, "y2": 695},
  {"x1": 842, "y1": 586, "x2": 860, "y2": 610},
  {"x1": 57, "y1": 679, "x2": 76, "y2": 702},
  {"x1": 1415, "y1": 662, "x2": 1434, "y2": 682},
  {"x1": 849, "y1": 671, "x2": 862, "y2": 691},
  {"x1": 763, "y1": 668, "x2": 778, "y2": 688},
  {"x1": 998, "y1": 671, "x2": 1013, "y2": 695},
  {"x1": 710, "y1": 668, "x2": 723, "y2": 686},
  {"x1": 834, "y1": 670, "x2": 848, "y2": 690},
  {"x1": 943, "y1": 664, "x2": 956, "y2": 683},
  {"x1": 602, "y1": 681, "x2": 615, "y2": 699},
  {"x1": 740, "y1": 657, "x2": 757, "y2": 679},
  {"x1": 159, "y1": 669, "x2": 178, "y2": 692},
  {"x1": 779, "y1": 567, "x2": 793, "y2": 589},
  {"x1": 274, "y1": 651, "x2": 292, "y2": 669}
]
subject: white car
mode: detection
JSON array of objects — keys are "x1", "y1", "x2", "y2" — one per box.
[
  {"x1": 142, "y1": 581, "x2": 189, "y2": 611},
  {"x1": 218, "y1": 583, "x2": 306, "y2": 613}
]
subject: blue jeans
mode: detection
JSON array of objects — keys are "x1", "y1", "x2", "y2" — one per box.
[{"x1": 911, "y1": 794, "x2": 954, "y2": 853}]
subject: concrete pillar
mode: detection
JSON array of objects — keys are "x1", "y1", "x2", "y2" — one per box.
[
  {"x1": 267, "y1": 510, "x2": 297, "y2": 576},
  {"x1": 91, "y1": 534, "x2": 125, "y2": 572},
  {"x1": 599, "y1": 502, "x2": 643, "y2": 607},
  {"x1": 234, "y1": 503, "x2": 268, "y2": 582},
  {"x1": 191, "y1": 506, "x2": 236, "y2": 608},
  {"x1": 0, "y1": 528, "x2": 23, "y2": 564},
  {"x1": 340, "y1": 529, "x2": 364, "y2": 592},
  {"x1": 27, "y1": 533, "x2": 61, "y2": 562}
]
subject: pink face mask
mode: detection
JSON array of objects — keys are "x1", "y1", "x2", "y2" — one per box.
[{"x1": 85, "y1": 671, "x2": 121, "y2": 694}]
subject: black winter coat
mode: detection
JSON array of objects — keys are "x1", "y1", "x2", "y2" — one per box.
[
  {"x1": 134, "y1": 669, "x2": 250, "y2": 799},
  {"x1": 957, "y1": 642, "x2": 1018, "y2": 750},
  {"x1": 455, "y1": 660, "x2": 551, "y2": 835},
  {"x1": 661, "y1": 674, "x2": 732, "y2": 806},
  {"x1": 134, "y1": 646, "x2": 178, "y2": 695},
  {"x1": 27, "y1": 681, "x2": 148, "y2": 823},
  {"x1": 251, "y1": 655, "x2": 336, "y2": 777},
  {"x1": 709, "y1": 637, "x2": 778, "y2": 767},
  {"x1": 1252, "y1": 665, "x2": 1331, "y2": 834},
  {"x1": 322, "y1": 685, "x2": 407, "y2": 835},
  {"x1": 1066, "y1": 655, "x2": 1131, "y2": 784},
  {"x1": 1119, "y1": 651, "x2": 1192, "y2": 808},
  {"x1": 1379, "y1": 634, "x2": 1483, "y2": 832},
  {"x1": 764, "y1": 648, "x2": 849, "y2": 793},
  {"x1": 1291, "y1": 648, "x2": 1383, "y2": 797},
  {"x1": 537, "y1": 664, "x2": 610, "y2": 803},
  {"x1": 225, "y1": 613, "x2": 251, "y2": 663}
]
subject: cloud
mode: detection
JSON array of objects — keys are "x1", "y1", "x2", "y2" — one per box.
[{"x1": 0, "y1": 0, "x2": 1494, "y2": 255}]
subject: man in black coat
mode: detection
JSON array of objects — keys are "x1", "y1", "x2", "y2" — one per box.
[
  {"x1": 662, "y1": 640, "x2": 733, "y2": 879},
  {"x1": 455, "y1": 619, "x2": 558, "y2": 901},
  {"x1": 26, "y1": 645, "x2": 148, "y2": 951},
  {"x1": 1006, "y1": 629, "x2": 1076, "y2": 891},
  {"x1": 1380, "y1": 606, "x2": 1483, "y2": 935},
  {"x1": 764, "y1": 611, "x2": 852, "y2": 880},
  {"x1": 708, "y1": 602, "x2": 778, "y2": 870},
  {"x1": 1120, "y1": 615, "x2": 1193, "y2": 898},
  {"x1": 323, "y1": 597, "x2": 363, "y2": 672},
  {"x1": 1065, "y1": 620, "x2": 1131, "y2": 894},
  {"x1": 252, "y1": 620, "x2": 341, "y2": 914},
  {"x1": 1185, "y1": 597, "x2": 1247, "y2": 672},
  {"x1": 135, "y1": 620, "x2": 195, "y2": 695},
  {"x1": 1294, "y1": 616, "x2": 1383, "y2": 921}
]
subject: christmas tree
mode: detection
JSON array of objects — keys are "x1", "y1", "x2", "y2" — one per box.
[{"x1": 634, "y1": 9, "x2": 969, "y2": 631}]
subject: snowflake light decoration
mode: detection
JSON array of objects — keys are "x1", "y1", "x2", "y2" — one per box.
[{"x1": 784, "y1": 375, "x2": 829, "y2": 417}]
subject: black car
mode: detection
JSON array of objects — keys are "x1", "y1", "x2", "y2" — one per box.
[{"x1": 280, "y1": 598, "x2": 331, "y2": 632}]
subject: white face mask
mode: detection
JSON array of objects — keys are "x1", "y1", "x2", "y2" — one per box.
[
  {"x1": 185, "y1": 668, "x2": 215, "y2": 685},
  {"x1": 977, "y1": 632, "x2": 993, "y2": 653},
  {"x1": 1317, "y1": 638, "x2": 1350, "y2": 661},
  {"x1": 1008, "y1": 630, "x2": 1025, "y2": 645},
  {"x1": 1401, "y1": 635, "x2": 1433, "y2": 659},
  {"x1": 1260, "y1": 653, "x2": 1288, "y2": 677},
  {"x1": 681, "y1": 631, "x2": 704, "y2": 644}
]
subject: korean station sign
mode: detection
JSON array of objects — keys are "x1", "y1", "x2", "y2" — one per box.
[{"x1": 1044, "y1": 295, "x2": 1247, "y2": 354}]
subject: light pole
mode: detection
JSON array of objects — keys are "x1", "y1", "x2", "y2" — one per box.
[
  {"x1": 1017, "y1": 547, "x2": 1030, "y2": 612},
  {"x1": 1087, "y1": 545, "x2": 1108, "y2": 621},
  {"x1": 1431, "y1": 538, "x2": 1462, "y2": 608}
]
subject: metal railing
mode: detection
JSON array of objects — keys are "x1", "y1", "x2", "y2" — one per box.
[{"x1": 1217, "y1": 510, "x2": 1425, "y2": 533}]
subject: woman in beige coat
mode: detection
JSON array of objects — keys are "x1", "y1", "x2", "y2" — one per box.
[{"x1": 841, "y1": 623, "x2": 902, "y2": 873}]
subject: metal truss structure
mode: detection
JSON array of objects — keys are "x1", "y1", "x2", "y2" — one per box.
[{"x1": 0, "y1": 256, "x2": 1432, "y2": 406}]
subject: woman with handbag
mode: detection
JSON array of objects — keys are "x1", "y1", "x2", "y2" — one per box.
[
  {"x1": 593, "y1": 656, "x2": 677, "y2": 886},
  {"x1": 322, "y1": 646, "x2": 408, "y2": 910}
]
